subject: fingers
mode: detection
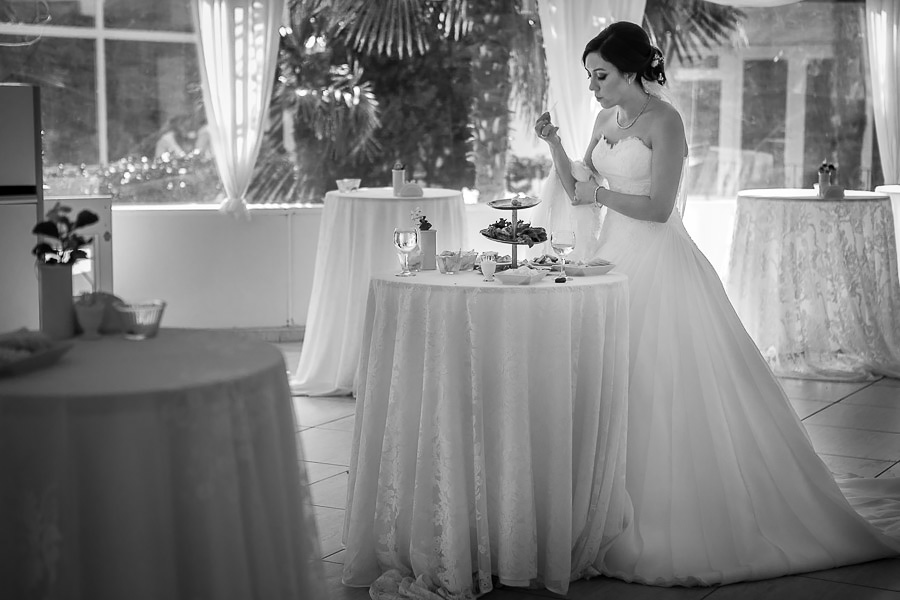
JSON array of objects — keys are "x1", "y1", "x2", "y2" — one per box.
[{"x1": 534, "y1": 111, "x2": 552, "y2": 131}]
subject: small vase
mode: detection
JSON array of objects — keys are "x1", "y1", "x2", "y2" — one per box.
[
  {"x1": 38, "y1": 263, "x2": 76, "y2": 340},
  {"x1": 817, "y1": 172, "x2": 831, "y2": 198},
  {"x1": 419, "y1": 229, "x2": 437, "y2": 270},
  {"x1": 392, "y1": 168, "x2": 406, "y2": 196},
  {"x1": 74, "y1": 302, "x2": 105, "y2": 339}
]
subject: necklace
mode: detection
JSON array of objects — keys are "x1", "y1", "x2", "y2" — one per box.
[{"x1": 616, "y1": 92, "x2": 651, "y2": 130}]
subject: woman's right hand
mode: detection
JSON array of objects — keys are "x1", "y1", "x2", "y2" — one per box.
[{"x1": 534, "y1": 111, "x2": 560, "y2": 145}]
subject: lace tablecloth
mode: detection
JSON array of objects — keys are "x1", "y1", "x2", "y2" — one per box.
[
  {"x1": 342, "y1": 271, "x2": 632, "y2": 598},
  {"x1": 0, "y1": 329, "x2": 325, "y2": 600},
  {"x1": 727, "y1": 189, "x2": 900, "y2": 380},
  {"x1": 292, "y1": 187, "x2": 468, "y2": 396}
]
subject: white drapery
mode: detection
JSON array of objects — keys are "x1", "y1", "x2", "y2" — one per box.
[
  {"x1": 702, "y1": 0, "x2": 799, "y2": 6},
  {"x1": 532, "y1": 0, "x2": 646, "y2": 262},
  {"x1": 866, "y1": 0, "x2": 900, "y2": 184},
  {"x1": 537, "y1": 0, "x2": 646, "y2": 157},
  {"x1": 192, "y1": 0, "x2": 284, "y2": 216}
]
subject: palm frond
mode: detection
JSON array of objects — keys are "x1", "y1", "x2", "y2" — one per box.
[
  {"x1": 508, "y1": 10, "x2": 547, "y2": 127},
  {"x1": 644, "y1": 0, "x2": 745, "y2": 66}
]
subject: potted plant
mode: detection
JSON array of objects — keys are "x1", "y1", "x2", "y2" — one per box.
[
  {"x1": 32, "y1": 203, "x2": 99, "y2": 339},
  {"x1": 409, "y1": 207, "x2": 436, "y2": 271}
]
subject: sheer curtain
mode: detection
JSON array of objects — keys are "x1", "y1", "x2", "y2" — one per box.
[
  {"x1": 192, "y1": 0, "x2": 285, "y2": 216},
  {"x1": 866, "y1": 0, "x2": 900, "y2": 184},
  {"x1": 702, "y1": 0, "x2": 799, "y2": 6},
  {"x1": 532, "y1": 0, "x2": 646, "y2": 261}
]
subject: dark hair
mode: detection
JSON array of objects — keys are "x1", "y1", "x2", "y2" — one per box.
[{"x1": 582, "y1": 21, "x2": 666, "y2": 86}]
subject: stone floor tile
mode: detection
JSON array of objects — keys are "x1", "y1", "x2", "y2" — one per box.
[{"x1": 298, "y1": 427, "x2": 354, "y2": 466}]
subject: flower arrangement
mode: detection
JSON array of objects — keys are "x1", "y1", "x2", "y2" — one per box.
[
  {"x1": 818, "y1": 161, "x2": 836, "y2": 176},
  {"x1": 31, "y1": 202, "x2": 99, "y2": 265},
  {"x1": 410, "y1": 207, "x2": 432, "y2": 230}
]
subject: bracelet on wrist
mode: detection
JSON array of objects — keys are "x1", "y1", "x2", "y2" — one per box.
[{"x1": 593, "y1": 184, "x2": 603, "y2": 206}]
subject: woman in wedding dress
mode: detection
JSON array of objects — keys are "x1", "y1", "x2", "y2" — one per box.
[{"x1": 535, "y1": 21, "x2": 900, "y2": 586}]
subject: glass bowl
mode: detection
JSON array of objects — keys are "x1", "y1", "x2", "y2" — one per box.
[
  {"x1": 336, "y1": 178, "x2": 361, "y2": 193},
  {"x1": 436, "y1": 254, "x2": 462, "y2": 274},
  {"x1": 113, "y1": 300, "x2": 167, "y2": 340}
]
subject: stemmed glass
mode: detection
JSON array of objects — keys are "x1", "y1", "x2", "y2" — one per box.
[
  {"x1": 393, "y1": 227, "x2": 419, "y2": 277},
  {"x1": 550, "y1": 230, "x2": 576, "y2": 281}
]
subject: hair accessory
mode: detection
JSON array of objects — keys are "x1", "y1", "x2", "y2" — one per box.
[{"x1": 650, "y1": 51, "x2": 664, "y2": 69}]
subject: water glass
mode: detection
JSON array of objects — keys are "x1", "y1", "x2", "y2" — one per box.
[{"x1": 393, "y1": 228, "x2": 418, "y2": 277}]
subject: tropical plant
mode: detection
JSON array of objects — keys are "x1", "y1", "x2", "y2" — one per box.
[
  {"x1": 290, "y1": 0, "x2": 547, "y2": 202},
  {"x1": 643, "y1": 0, "x2": 746, "y2": 65}
]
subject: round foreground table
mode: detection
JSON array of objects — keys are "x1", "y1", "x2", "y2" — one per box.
[
  {"x1": 727, "y1": 188, "x2": 900, "y2": 380},
  {"x1": 0, "y1": 329, "x2": 325, "y2": 600},
  {"x1": 342, "y1": 270, "x2": 631, "y2": 597},
  {"x1": 292, "y1": 187, "x2": 468, "y2": 396}
]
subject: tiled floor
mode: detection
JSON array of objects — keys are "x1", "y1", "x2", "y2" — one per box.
[{"x1": 277, "y1": 342, "x2": 900, "y2": 599}]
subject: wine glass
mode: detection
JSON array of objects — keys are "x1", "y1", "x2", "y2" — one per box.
[
  {"x1": 393, "y1": 228, "x2": 418, "y2": 277},
  {"x1": 550, "y1": 230, "x2": 576, "y2": 281}
]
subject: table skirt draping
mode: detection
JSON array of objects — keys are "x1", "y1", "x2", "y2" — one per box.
[
  {"x1": 342, "y1": 272, "x2": 631, "y2": 597},
  {"x1": 293, "y1": 188, "x2": 468, "y2": 397},
  {"x1": 0, "y1": 330, "x2": 325, "y2": 600},
  {"x1": 727, "y1": 192, "x2": 900, "y2": 380}
]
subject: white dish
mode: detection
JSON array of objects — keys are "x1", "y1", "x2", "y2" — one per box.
[
  {"x1": 495, "y1": 270, "x2": 547, "y2": 285},
  {"x1": 0, "y1": 341, "x2": 74, "y2": 378},
  {"x1": 565, "y1": 263, "x2": 615, "y2": 277}
]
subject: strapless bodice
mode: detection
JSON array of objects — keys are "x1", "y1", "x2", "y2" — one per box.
[{"x1": 591, "y1": 135, "x2": 652, "y2": 196}]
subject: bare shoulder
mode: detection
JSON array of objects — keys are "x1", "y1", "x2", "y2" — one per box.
[
  {"x1": 591, "y1": 109, "x2": 611, "y2": 138},
  {"x1": 646, "y1": 99, "x2": 687, "y2": 154}
]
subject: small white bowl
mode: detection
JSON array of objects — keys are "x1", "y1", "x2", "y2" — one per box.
[
  {"x1": 495, "y1": 270, "x2": 547, "y2": 285},
  {"x1": 565, "y1": 263, "x2": 615, "y2": 276}
]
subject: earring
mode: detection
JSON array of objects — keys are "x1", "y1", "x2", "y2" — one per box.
[{"x1": 626, "y1": 75, "x2": 634, "y2": 85}]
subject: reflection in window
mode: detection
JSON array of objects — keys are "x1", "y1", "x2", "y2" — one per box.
[
  {"x1": 0, "y1": 36, "x2": 98, "y2": 167},
  {"x1": 103, "y1": 39, "x2": 218, "y2": 204},
  {"x1": 670, "y1": 1, "x2": 881, "y2": 201},
  {"x1": 1, "y1": 0, "x2": 95, "y2": 28},
  {"x1": 104, "y1": 0, "x2": 191, "y2": 32}
]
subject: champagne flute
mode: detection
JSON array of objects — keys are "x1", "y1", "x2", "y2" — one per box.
[
  {"x1": 550, "y1": 230, "x2": 576, "y2": 281},
  {"x1": 393, "y1": 228, "x2": 418, "y2": 277}
]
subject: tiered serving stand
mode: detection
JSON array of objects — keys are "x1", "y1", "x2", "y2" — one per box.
[{"x1": 480, "y1": 195, "x2": 542, "y2": 267}]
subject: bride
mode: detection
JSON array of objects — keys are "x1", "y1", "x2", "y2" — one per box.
[{"x1": 536, "y1": 21, "x2": 900, "y2": 586}]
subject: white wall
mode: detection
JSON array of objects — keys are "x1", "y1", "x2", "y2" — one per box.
[
  {"x1": 110, "y1": 199, "x2": 737, "y2": 330},
  {"x1": 112, "y1": 205, "x2": 321, "y2": 329}
]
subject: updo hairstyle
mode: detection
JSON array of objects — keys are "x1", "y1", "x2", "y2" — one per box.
[{"x1": 582, "y1": 21, "x2": 666, "y2": 86}]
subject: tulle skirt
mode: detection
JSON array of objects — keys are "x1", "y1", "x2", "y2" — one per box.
[{"x1": 588, "y1": 210, "x2": 900, "y2": 586}]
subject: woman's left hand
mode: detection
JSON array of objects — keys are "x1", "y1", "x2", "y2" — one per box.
[{"x1": 573, "y1": 180, "x2": 598, "y2": 206}]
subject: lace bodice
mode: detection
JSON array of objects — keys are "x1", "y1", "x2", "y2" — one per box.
[{"x1": 591, "y1": 135, "x2": 652, "y2": 196}]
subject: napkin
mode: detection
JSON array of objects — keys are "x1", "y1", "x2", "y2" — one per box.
[
  {"x1": 584, "y1": 257, "x2": 612, "y2": 266},
  {"x1": 398, "y1": 182, "x2": 424, "y2": 197}
]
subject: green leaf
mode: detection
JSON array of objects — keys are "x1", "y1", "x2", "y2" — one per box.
[
  {"x1": 68, "y1": 249, "x2": 88, "y2": 262},
  {"x1": 32, "y1": 221, "x2": 61, "y2": 239},
  {"x1": 73, "y1": 210, "x2": 99, "y2": 230},
  {"x1": 31, "y1": 242, "x2": 56, "y2": 257}
]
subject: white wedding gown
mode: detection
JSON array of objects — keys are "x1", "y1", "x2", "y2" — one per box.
[{"x1": 587, "y1": 134, "x2": 900, "y2": 586}]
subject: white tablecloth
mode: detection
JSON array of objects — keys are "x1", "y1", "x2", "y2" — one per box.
[
  {"x1": 876, "y1": 184, "x2": 900, "y2": 269},
  {"x1": 342, "y1": 271, "x2": 631, "y2": 597},
  {"x1": 727, "y1": 188, "x2": 900, "y2": 380},
  {"x1": 0, "y1": 329, "x2": 325, "y2": 600},
  {"x1": 292, "y1": 187, "x2": 468, "y2": 396}
]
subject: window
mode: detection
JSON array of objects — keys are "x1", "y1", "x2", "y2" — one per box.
[
  {"x1": 668, "y1": 1, "x2": 881, "y2": 201},
  {"x1": 0, "y1": 0, "x2": 210, "y2": 203}
]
